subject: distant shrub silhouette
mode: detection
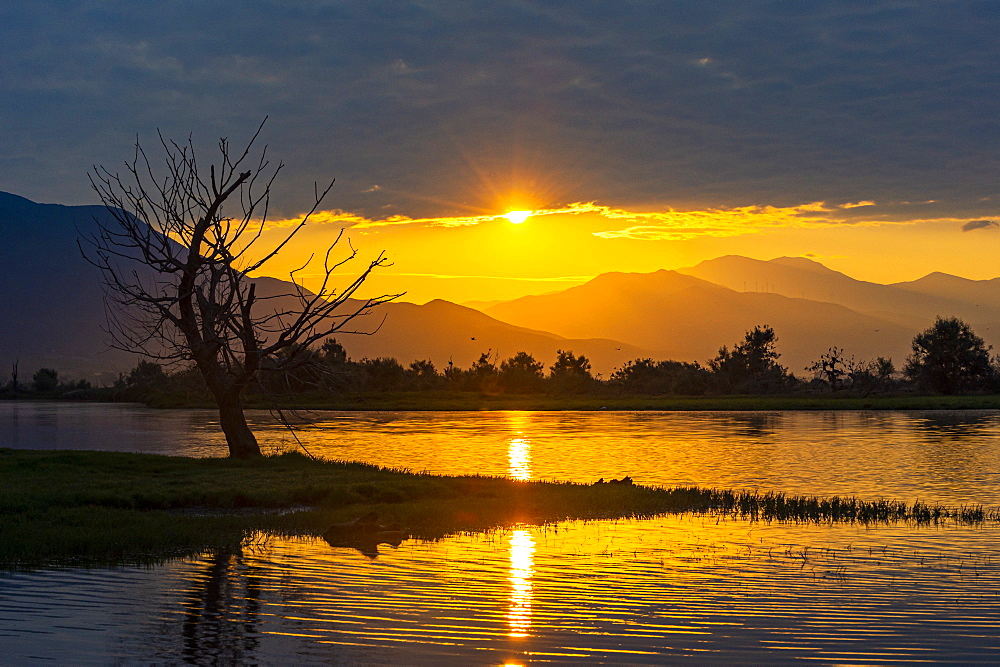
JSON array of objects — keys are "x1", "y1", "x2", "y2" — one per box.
[
  {"x1": 611, "y1": 358, "x2": 709, "y2": 395},
  {"x1": 549, "y1": 349, "x2": 593, "y2": 394},
  {"x1": 499, "y1": 352, "x2": 545, "y2": 393},
  {"x1": 320, "y1": 338, "x2": 349, "y2": 366},
  {"x1": 360, "y1": 357, "x2": 406, "y2": 391},
  {"x1": 849, "y1": 356, "x2": 896, "y2": 396},
  {"x1": 406, "y1": 359, "x2": 443, "y2": 390},
  {"x1": 31, "y1": 368, "x2": 59, "y2": 393}
]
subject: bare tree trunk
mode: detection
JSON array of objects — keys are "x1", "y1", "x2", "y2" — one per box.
[
  {"x1": 84, "y1": 121, "x2": 397, "y2": 458},
  {"x1": 216, "y1": 390, "x2": 261, "y2": 458}
]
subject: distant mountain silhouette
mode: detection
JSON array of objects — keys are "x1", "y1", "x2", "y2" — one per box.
[
  {"x1": 0, "y1": 191, "x2": 141, "y2": 382},
  {"x1": 8, "y1": 190, "x2": 1000, "y2": 382},
  {"x1": 484, "y1": 269, "x2": 725, "y2": 345},
  {"x1": 482, "y1": 268, "x2": 918, "y2": 372},
  {"x1": 678, "y1": 255, "x2": 1000, "y2": 345},
  {"x1": 250, "y1": 277, "x2": 653, "y2": 374},
  {"x1": 891, "y1": 272, "x2": 1000, "y2": 311},
  {"x1": 330, "y1": 298, "x2": 654, "y2": 375},
  {"x1": 460, "y1": 298, "x2": 506, "y2": 311},
  {"x1": 677, "y1": 255, "x2": 987, "y2": 327},
  {"x1": 0, "y1": 193, "x2": 649, "y2": 381}
]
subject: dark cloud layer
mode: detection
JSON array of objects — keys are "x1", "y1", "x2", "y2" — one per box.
[
  {"x1": 2, "y1": 1, "x2": 998, "y2": 218},
  {"x1": 961, "y1": 219, "x2": 998, "y2": 232}
]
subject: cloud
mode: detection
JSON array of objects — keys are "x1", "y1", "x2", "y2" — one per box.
[
  {"x1": 370, "y1": 272, "x2": 594, "y2": 283},
  {"x1": 587, "y1": 201, "x2": 863, "y2": 241},
  {"x1": 961, "y1": 219, "x2": 998, "y2": 232},
  {"x1": 592, "y1": 208, "x2": 1000, "y2": 241},
  {"x1": 1, "y1": 1, "x2": 998, "y2": 220},
  {"x1": 264, "y1": 210, "x2": 373, "y2": 229},
  {"x1": 265, "y1": 209, "x2": 498, "y2": 231},
  {"x1": 265, "y1": 198, "x2": 999, "y2": 242}
]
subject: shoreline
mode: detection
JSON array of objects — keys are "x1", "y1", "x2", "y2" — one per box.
[
  {"x1": 18, "y1": 389, "x2": 1000, "y2": 411},
  {"x1": 152, "y1": 391, "x2": 1000, "y2": 412},
  {"x1": 2, "y1": 449, "x2": 996, "y2": 569}
]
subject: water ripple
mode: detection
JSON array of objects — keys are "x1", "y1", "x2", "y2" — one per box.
[{"x1": 4, "y1": 517, "x2": 1000, "y2": 663}]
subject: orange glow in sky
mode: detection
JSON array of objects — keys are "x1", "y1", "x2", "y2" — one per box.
[{"x1": 251, "y1": 191, "x2": 1000, "y2": 305}]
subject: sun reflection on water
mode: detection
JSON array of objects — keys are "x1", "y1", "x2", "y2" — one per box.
[
  {"x1": 507, "y1": 529, "x2": 535, "y2": 638},
  {"x1": 508, "y1": 438, "x2": 532, "y2": 480},
  {"x1": 507, "y1": 412, "x2": 533, "y2": 480}
]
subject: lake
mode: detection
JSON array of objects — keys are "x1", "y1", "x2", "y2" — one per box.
[{"x1": 3, "y1": 402, "x2": 1000, "y2": 663}]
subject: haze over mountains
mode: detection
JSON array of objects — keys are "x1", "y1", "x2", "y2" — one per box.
[
  {"x1": 250, "y1": 276, "x2": 652, "y2": 377},
  {"x1": 678, "y1": 255, "x2": 1000, "y2": 330},
  {"x1": 483, "y1": 256, "x2": 1000, "y2": 373},
  {"x1": 0, "y1": 192, "x2": 649, "y2": 380},
  {"x1": 481, "y1": 270, "x2": 910, "y2": 373},
  {"x1": 4, "y1": 190, "x2": 1000, "y2": 382}
]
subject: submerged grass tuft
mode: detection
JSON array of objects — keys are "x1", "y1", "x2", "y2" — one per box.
[
  {"x1": 2, "y1": 448, "x2": 997, "y2": 568},
  {"x1": 689, "y1": 487, "x2": 998, "y2": 524}
]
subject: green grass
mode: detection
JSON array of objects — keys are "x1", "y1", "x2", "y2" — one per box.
[
  {"x1": 2, "y1": 448, "x2": 997, "y2": 568},
  {"x1": 0, "y1": 449, "x2": 697, "y2": 567}
]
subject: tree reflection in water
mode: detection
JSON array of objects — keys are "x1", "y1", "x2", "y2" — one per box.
[{"x1": 180, "y1": 550, "x2": 261, "y2": 664}]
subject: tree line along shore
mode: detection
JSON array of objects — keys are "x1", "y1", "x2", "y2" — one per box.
[{"x1": 6, "y1": 316, "x2": 1000, "y2": 408}]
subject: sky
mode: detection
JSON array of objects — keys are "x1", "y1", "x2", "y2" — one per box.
[{"x1": 3, "y1": 1, "x2": 999, "y2": 304}]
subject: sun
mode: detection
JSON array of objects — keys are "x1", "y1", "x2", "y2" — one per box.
[{"x1": 504, "y1": 210, "x2": 532, "y2": 224}]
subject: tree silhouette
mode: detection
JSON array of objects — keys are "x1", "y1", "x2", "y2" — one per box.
[
  {"x1": 905, "y1": 317, "x2": 993, "y2": 394},
  {"x1": 807, "y1": 346, "x2": 849, "y2": 391},
  {"x1": 82, "y1": 121, "x2": 397, "y2": 457},
  {"x1": 469, "y1": 350, "x2": 500, "y2": 392},
  {"x1": 319, "y1": 338, "x2": 349, "y2": 366},
  {"x1": 118, "y1": 360, "x2": 169, "y2": 395},
  {"x1": 406, "y1": 359, "x2": 441, "y2": 390},
  {"x1": 499, "y1": 351, "x2": 545, "y2": 393},
  {"x1": 710, "y1": 325, "x2": 789, "y2": 393},
  {"x1": 549, "y1": 349, "x2": 593, "y2": 394},
  {"x1": 31, "y1": 367, "x2": 58, "y2": 393}
]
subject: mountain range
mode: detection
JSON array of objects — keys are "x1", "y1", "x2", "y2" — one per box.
[
  {"x1": 0, "y1": 192, "x2": 649, "y2": 381},
  {"x1": 4, "y1": 190, "x2": 1000, "y2": 382}
]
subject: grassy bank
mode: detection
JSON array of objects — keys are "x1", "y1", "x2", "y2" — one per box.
[
  {"x1": 3, "y1": 449, "x2": 997, "y2": 568},
  {"x1": 146, "y1": 390, "x2": 1000, "y2": 412},
  {"x1": 1, "y1": 449, "x2": 695, "y2": 567}
]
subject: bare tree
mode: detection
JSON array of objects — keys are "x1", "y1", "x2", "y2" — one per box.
[{"x1": 81, "y1": 120, "x2": 398, "y2": 457}]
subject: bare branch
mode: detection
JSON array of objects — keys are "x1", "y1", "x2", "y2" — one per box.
[{"x1": 81, "y1": 119, "x2": 399, "y2": 457}]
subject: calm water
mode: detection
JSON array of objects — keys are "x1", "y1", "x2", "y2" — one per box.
[{"x1": 4, "y1": 403, "x2": 1000, "y2": 663}]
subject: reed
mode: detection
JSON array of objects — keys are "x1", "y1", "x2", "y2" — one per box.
[{"x1": 685, "y1": 487, "x2": 997, "y2": 524}]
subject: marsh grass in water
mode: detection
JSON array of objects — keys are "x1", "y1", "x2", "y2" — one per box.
[{"x1": 2, "y1": 448, "x2": 997, "y2": 567}]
